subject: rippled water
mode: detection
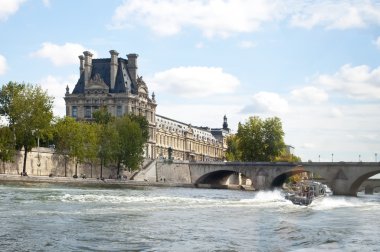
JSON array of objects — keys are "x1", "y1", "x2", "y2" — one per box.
[{"x1": 0, "y1": 184, "x2": 379, "y2": 252}]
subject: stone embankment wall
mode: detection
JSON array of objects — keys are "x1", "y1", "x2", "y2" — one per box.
[
  {"x1": 156, "y1": 161, "x2": 192, "y2": 183},
  {"x1": 0, "y1": 148, "x2": 118, "y2": 178}
]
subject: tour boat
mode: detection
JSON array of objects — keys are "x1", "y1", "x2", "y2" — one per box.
[{"x1": 284, "y1": 181, "x2": 331, "y2": 206}]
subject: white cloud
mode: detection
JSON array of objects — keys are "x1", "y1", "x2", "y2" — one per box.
[
  {"x1": 110, "y1": 0, "x2": 284, "y2": 38},
  {"x1": 110, "y1": 1, "x2": 380, "y2": 37},
  {"x1": 0, "y1": 54, "x2": 8, "y2": 75},
  {"x1": 283, "y1": 103, "x2": 380, "y2": 161},
  {"x1": 242, "y1": 91, "x2": 289, "y2": 115},
  {"x1": 238, "y1": 40, "x2": 256, "y2": 49},
  {"x1": 290, "y1": 86, "x2": 328, "y2": 104},
  {"x1": 42, "y1": 0, "x2": 50, "y2": 7},
  {"x1": 30, "y1": 42, "x2": 98, "y2": 66},
  {"x1": 373, "y1": 36, "x2": 380, "y2": 49},
  {"x1": 39, "y1": 75, "x2": 78, "y2": 117},
  {"x1": 313, "y1": 64, "x2": 380, "y2": 99},
  {"x1": 0, "y1": 0, "x2": 26, "y2": 21},
  {"x1": 148, "y1": 66, "x2": 239, "y2": 98},
  {"x1": 195, "y1": 42, "x2": 204, "y2": 49},
  {"x1": 289, "y1": 1, "x2": 380, "y2": 29},
  {"x1": 330, "y1": 107, "x2": 344, "y2": 118}
]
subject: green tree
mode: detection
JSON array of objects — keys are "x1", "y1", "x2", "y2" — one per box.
[
  {"x1": 53, "y1": 117, "x2": 80, "y2": 176},
  {"x1": 93, "y1": 108, "x2": 118, "y2": 179},
  {"x1": 0, "y1": 126, "x2": 15, "y2": 163},
  {"x1": 274, "y1": 149, "x2": 302, "y2": 162},
  {"x1": 53, "y1": 117, "x2": 99, "y2": 177},
  {"x1": 262, "y1": 117, "x2": 286, "y2": 161},
  {"x1": 79, "y1": 121, "x2": 99, "y2": 177},
  {"x1": 92, "y1": 106, "x2": 112, "y2": 125},
  {"x1": 97, "y1": 122, "x2": 118, "y2": 178},
  {"x1": 113, "y1": 115, "x2": 145, "y2": 177},
  {"x1": 225, "y1": 135, "x2": 241, "y2": 161},
  {"x1": 0, "y1": 82, "x2": 53, "y2": 176},
  {"x1": 232, "y1": 116, "x2": 285, "y2": 162},
  {"x1": 129, "y1": 114, "x2": 150, "y2": 142}
]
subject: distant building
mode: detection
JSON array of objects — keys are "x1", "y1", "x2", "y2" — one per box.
[{"x1": 65, "y1": 50, "x2": 230, "y2": 161}]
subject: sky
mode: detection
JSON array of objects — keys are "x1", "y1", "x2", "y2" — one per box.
[{"x1": 0, "y1": 0, "x2": 380, "y2": 163}]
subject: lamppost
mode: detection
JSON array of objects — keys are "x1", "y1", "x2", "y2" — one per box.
[
  {"x1": 331, "y1": 153, "x2": 334, "y2": 162},
  {"x1": 376, "y1": 153, "x2": 378, "y2": 162},
  {"x1": 318, "y1": 155, "x2": 320, "y2": 162},
  {"x1": 359, "y1": 154, "x2": 361, "y2": 162}
]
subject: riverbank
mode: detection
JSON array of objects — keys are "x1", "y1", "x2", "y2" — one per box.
[{"x1": 0, "y1": 174, "x2": 254, "y2": 191}]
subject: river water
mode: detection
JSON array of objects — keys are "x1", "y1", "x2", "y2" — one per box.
[{"x1": 0, "y1": 183, "x2": 379, "y2": 252}]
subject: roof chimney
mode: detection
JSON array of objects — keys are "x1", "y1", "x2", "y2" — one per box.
[
  {"x1": 83, "y1": 51, "x2": 93, "y2": 87},
  {"x1": 109, "y1": 50, "x2": 119, "y2": 90},
  {"x1": 78, "y1": 55, "x2": 84, "y2": 75},
  {"x1": 127, "y1": 53, "x2": 138, "y2": 84}
]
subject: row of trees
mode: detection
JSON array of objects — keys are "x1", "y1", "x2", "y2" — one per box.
[
  {"x1": 225, "y1": 116, "x2": 301, "y2": 162},
  {"x1": 0, "y1": 82, "x2": 149, "y2": 177}
]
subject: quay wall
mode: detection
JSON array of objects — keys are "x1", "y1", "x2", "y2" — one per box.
[
  {"x1": 156, "y1": 161, "x2": 191, "y2": 183},
  {"x1": 1, "y1": 148, "x2": 119, "y2": 178}
]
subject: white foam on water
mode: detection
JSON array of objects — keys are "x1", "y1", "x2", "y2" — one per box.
[
  {"x1": 310, "y1": 196, "x2": 379, "y2": 210},
  {"x1": 238, "y1": 190, "x2": 293, "y2": 209},
  {"x1": 251, "y1": 190, "x2": 285, "y2": 202},
  {"x1": 50, "y1": 193, "x2": 227, "y2": 206}
]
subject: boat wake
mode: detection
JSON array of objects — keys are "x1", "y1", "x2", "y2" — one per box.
[{"x1": 310, "y1": 196, "x2": 380, "y2": 210}]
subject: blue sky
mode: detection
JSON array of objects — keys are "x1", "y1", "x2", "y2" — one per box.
[{"x1": 1, "y1": 0, "x2": 380, "y2": 162}]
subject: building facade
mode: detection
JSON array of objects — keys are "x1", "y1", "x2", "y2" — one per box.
[{"x1": 65, "y1": 50, "x2": 230, "y2": 161}]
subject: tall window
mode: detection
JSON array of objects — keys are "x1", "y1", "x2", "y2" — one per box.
[
  {"x1": 117, "y1": 106, "x2": 122, "y2": 117},
  {"x1": 72, "y1": 106, "x2": 77, "y2": 118},
  {"x1": 85, "y1": 106, "x2": 91, "y2": 118}
]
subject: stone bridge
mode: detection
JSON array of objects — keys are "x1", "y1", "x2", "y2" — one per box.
[{"x1": 157, "y1": 161, "x2": 380, "y2": 196}]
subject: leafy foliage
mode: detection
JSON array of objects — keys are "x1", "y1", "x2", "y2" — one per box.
[
  {"x1": 113, "y1": 115, "x2": 145, "y2": 175},
  {"x1": 0, "y1": 126, "x2": 15, "y2": 162},
  {"x1": 274, "y1": 149, "x2": 302, "y2": 162},
  {"x1": 92, "y1": 106, "x2": 113, "y2": 125},
  {"x1": 0, "y1": 82, "x2": 54, "y2": 175},
  {"x1": 53, "y1": 117, "x2": 99, "y2": 177},
  {"x1": 226, "y1": 116, "x2": 286, "y2": 162},
  {"x1": 225, "y1": 135, "x2": 241, "y2": 161},
  {"x1": 129, "y1": 114, "x2": 150, "y2": 142},
  {"x1": 97, "y1": 121, "x2": 118, "y2": 178}
]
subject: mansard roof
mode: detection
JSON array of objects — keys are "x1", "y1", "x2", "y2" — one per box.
[{"x1": 72, "y1": 57, "x2": 135, "y2": 94}]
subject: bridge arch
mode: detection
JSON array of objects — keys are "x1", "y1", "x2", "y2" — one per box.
[
  {"x1": 195, "y1": 170, "x2": 236, "y2": 184},
  {"x1": 271, "y1": 167, "x2": 310, "y2": 188},
  {"x1": 349, "y1": 170, "x2": 380, "y2": 195},
  {"x1": 195, "y1": 170, "x2": 251, "y2": 186}
]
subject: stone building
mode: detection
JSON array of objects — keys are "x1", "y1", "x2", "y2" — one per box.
[
  {"x1": 65, "y1": 50, "x2": 230, "y2": 161},
  {"x1": 155, "y1": 114, "x2": 229, "y2": 161}
]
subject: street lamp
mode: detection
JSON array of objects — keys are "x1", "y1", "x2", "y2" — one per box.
[
  {"x1": 331, "y1": 153, "x2": 334, "y2": 162},
  {"x1": 376, "y1": 153, "x2": 378, "y2": 162},
  {"x1": 318, "y1": 154, "x2": 320, "y2": 162}
]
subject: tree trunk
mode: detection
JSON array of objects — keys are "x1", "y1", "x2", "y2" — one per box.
[
  {"x1": 100, "y1": 159, "x2": 103, "y2": 179},
  {"x1": 74, "y1": 161, "x2": 78, "y2": 178},
  {"x1": 22, "y1": 145, "x2": 28, "y2": 176},
  {"x1": 64, "y1": 156, "x2": 67, "y2": 177},
  {"x1": 117, "y1": 161, "x2": 120, "y2": 179}
]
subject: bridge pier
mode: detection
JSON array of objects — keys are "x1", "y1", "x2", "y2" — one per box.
[
  {"x1": 365, "y1": 185, "x2": 374, "y2": 195},
  {"x1": 227, "y1": 173, "x2": 240, "y2": 185}
]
